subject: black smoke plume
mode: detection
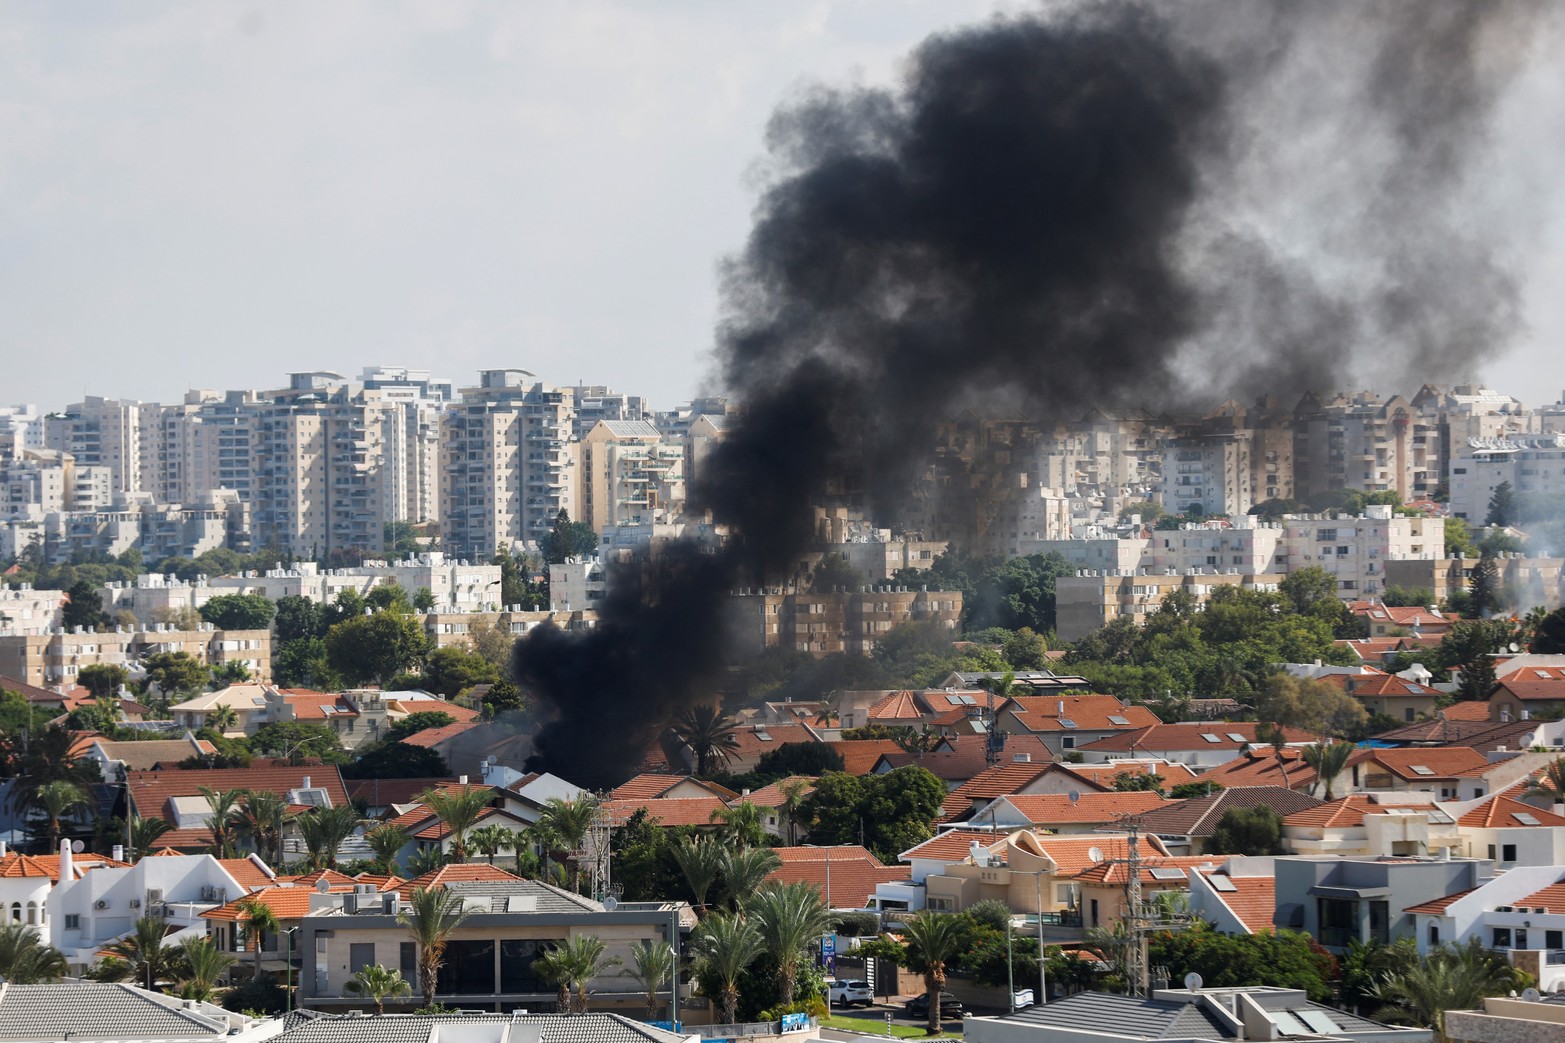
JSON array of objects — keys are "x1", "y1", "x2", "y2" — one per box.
[{"x1": 516, "y1": 0, "x2": 1554, "y2": 789}]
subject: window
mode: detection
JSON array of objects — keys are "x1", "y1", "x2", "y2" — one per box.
[
  {"x1": 400, "y1": 942, "x2": 417, "y2": 976},
  {"x1": 8, "y1": 903, "x2": 18, "y2": 922},
  {"x1": 1061, "y1": 737, "x2": 1075, "y2": 749},
  {"x1": 1548, "y1": 930, "x2": 1562, "y2": 950},
  {"x1": 1090, "y1": 899, "x2": 1099, "y2": 927},
  {"x1": 1429, "y1": 923, "x2": 1440, "y2": 947},
  {"x1": 64, "y1": 914, "x2": 80, "y2": 930},
  {"x1": 350, "y1": 943, "x2": 376, "y2": 974},
  {"x1": 1488, "y1": 845, "x2": 1497, "y2": 861},
  {"x1": 1494, "y1": 928, "x2": 1512, "y2": 948},
  {"x1": 1405, "y1": 708, "x2": 1416, "y2": 722},
  {"x1": 1503, "y1": 844, "x2": 1518, "y2": 863}
]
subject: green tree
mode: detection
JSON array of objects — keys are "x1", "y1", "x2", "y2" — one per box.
[
  {"x1": 416, "y1": 786, "x2": 493, "y2": 864},
  {"x1": 745, "y1": 881, "x2": 831, "y2": 1007},
  {"x1": 1208, "y1": 805, "x2": 1284, "y2": 856},
  {"x1": 1485, "y1": 481, "x2": 1515, "y2": 528},
  {"x1": 468, "y1": 824, "x2": 516, "y2": 866},
  {"x1": 1534, "y1": 608, "x2": 1565, "y2": 655},
  {"x1": 200, "y1": 593, "x2": 277, "y2": 631},
  {"x1": 413, "y1": 587, "x2": 437, "y2": 612},
  {"x1": 346, "y1": 963, "x2": 413, "y2": 1015},
  {"x1": 536, "y1": 794, "x2": 599, "y2": 892},
  {"x1": 1255, "y1": 673, "x2": 1367, "y2": 737},
  {"x1": 107, "y1": 914, "x2": 178, "y2": 991},
  {"x1": 897, "y1": 911, "x2": 968, "y2": 1035},
  {"x1": 1381, "y1": 586, "x2": 1437, "y2": 609},
  {"x1": 480, "y1": 678, "x2": 528, "y2": 720},
  {"x1": 365, "y1": 822, "x2": 411, "y2": 875},
  {"x1": 274, "y1": 595, "x2": 326, "y2": 643},
  {"x1": 32, "y1": 780, "x2": 90, "y2": 849},
  {"x1": 671, "y1": 704, "x2": 741, "y2": 776},
  {"x1": 343, "y1": 741, "x2": 449, "y2": 780},
  {"x1": 552, "y1": 934, "x2": 622, "y2": 1013},
  {"x1": 1302, "y1": 741, "x2": 1355, "y2": 800},
  {"x1": 1444, "y1": 517, "x2": 1478, "y2": 558},
  {"x1": 809, "y1": 553, "x2": 865, "y2": 594},
  {"x1": 271, "y1": 637, "x2": 337, "y2": 689},
  {"x1": 692, "y1": 911, "x2": 765, "y2": 1024},
  {"x1": 384, "y1": 521, "x2": 422, "y2": 557},
  {"x1": 1467, "y1": 555, "x2": 1502, "y2": 618},
  {"x1": 1279, "y1": 566, "x2": 1339, "y2": 617},
  {"x1": 326, "y1": 611, "x2": 430, "y2": 686},
  {"x1": 62, "y1": 580, "x2": 110, "y2": 631},
  {"x1": 540, "y1": 510, "x2": 598, "y2": 564},
  {"x1": 251, "y1": 721, "x2": 348, "y2": 765},
  {"x1": 128, "y1": 816, "x2": 174, "y2": 861},
  {"x1": 1440, "y1": 619, "x2": 1510, "y2": 701},
  {"x1": 1339, "y1": 938, "x2": 1418, "y2": 1014},
  {"x1": 622, "y1": 939, "x2": 676, "y2": 1020},
  {"x1": 142, "y1": 651, "x2": 210, "y2": 697},
  {"x1": 754, "y1": 742, "x2": 843, "y2": 778},
  {"x1": 397, "y1": 886, "x2": 476, "y2": 1008},
  {"x1": 1149, "y1": 922, "x2": 1332, "y2": 1001},
  {"x1": 671, "y1": 837, "x2": 725, "y2": 916},
  {"x1": 419, "y1": 646, "x2": 501, "y2": 699},
  {"x1": 200, "y1": 786, "x2": 248, "y2": 859},
  {"x1": 235, "y1": 792, "x2": 287, "y2": 868},
  {"x1": 174, "y1": 936, "x2": 239, "y2": 1002},
  {"x1": 366, "y1": 584, "x2": 413, "y2": 614},
  {"x1": 494, "y1": 546, "x2": 544, "y2": 611},
  {"x1": 386, "y1": 711, "x2": 457, "y2": 741},
  {"x1": 324, "y1": 588, "x2": 367, "y2": 628},
  {"x1": 710, "y1": 802, "x2": 767, "y2": 849},
  {"x1": 800, "y1": 766, "x2": 946, "y2": 863},
  {"x1": 297, "y1": 804, "x2": 362, "y2": 870},
  {"x1": 77, "y1": 664, "x2": 129, "y2": 701},
  {"x1": 717, "y1": 846, "x2": 783, "y2": 911},
  {"x1": 0, "y1": 922, "x2": 69, "y2": 983},
  {"x1": 1374, "y1": 938, "x2": 1530, "y2": 1041}
]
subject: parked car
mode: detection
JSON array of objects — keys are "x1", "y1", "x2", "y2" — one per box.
[
  {"x1": 902, "y1": 993, "x2": 964, "y2": 1018},
  {"x1": 829, "y1": 979, "x2": 874, "y2": 1007}
]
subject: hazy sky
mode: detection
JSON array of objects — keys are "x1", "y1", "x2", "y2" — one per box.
[{"x1": 3, "y1": 1, "x2": 1563, "y2": 413}]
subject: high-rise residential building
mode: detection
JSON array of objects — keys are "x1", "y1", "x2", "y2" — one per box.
[
  {"x1": 579, "y1": 419, "x2": 685, "y2": 532},
  {"x1": 570, "y1": 384, "x2": 647, "y2": 440},
  {"x1": 441, "y1": 370, "x2": 578, "y2": 560},
  {"x1": 1292, "y1": 391, "x2": 1439, "y2": 502},
  {"x1": 44, "y1": 396, "x2": 146, "y2": 495}
]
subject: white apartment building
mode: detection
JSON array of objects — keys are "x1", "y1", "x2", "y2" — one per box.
[
  {"x1": 549, "y1": 557, "x2": 606, "y2": 612},
  {"x1": 579, "y1": 420, "x2": 685, "y2": 532},
  {"x1": 1448, "y1": 434, "x2": 1565, "y2": 523},
  {"x1": 201, "y1": 554, "x2": 503, "y2": 611},
  {"x1": 0, "y1": 586, "x2": 65, "y2": 635},
  {"x1": 441, "y1": 370, "x2": 578, "y2": 559},
  {"x1": 44, "y1": 396, "x2": 146, "y2": 495}
]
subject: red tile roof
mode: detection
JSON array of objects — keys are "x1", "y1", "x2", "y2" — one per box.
[
  {"x1": 1074, "y1": 854, "x2": 1219, "y2": 885},
  {"x1": 1058, "y1": 761, "x2": 1201, "y2": 793},
  {"x1": 726, "y1": 722, "x2": 822, "y2": 764},
  {"x1": 1348, "y1": 603, "x2": 1459, "y2": 630},
  {"x1": 773, "y1": 845, "x2": 882, "y2": 863},
  {"x1": 1455, "y1": 794, "x2": 1565, "y2": 829},
  {"x1": 604, "y1": 797, "x2": 728, "y2": 828},
  {"x1": 1493, "y1": 674, "x2": 1565, "y2": 702},
  {"x1": 400, "y1": 720, "x2": 483, "y2": 748},
  {"x1": 607, "y1": 774, "x2": 734, "y2": 801},
  {"x1": 284, "y1": 692, "x2": 359, "y2": 719},
  {"x1": 1513, "y1": 880, "x2": 1565, "y2": 915},
  {"x1": 1284, "y1": 795, "x2": 1434, "y2": 829},
  {"x1": 899, "y1": 829, "x2": 1009, "y2": 862},
  {"x1": 866, "y1": 691, "x2": 925, "y2": 722},
  {"x1": 217, "y1": 857, "x2": 277, "y2": 891},
  {"x1": 394, "y1": 863, "x2": 524, "y2": 897},
  {"x1": 997, "y1": 791, "x2": 1169, "y2": 825},
  {"x1": 896, "y1": 828, "x2": 1169, "y2": 871},
  {"x1": 1369, "y1": 747, "x2": 1490, "y2": 780},
  {"x1": 1314, "y1": 672, "x2": 1440, "y2": 699},
  {"x1": 0, "y1": 852, "x2": 126, "y2": 881},
  {"x1": 944, "y1": 763, "x2": 1053, "y2": 808},
  {"x1": 876, "y1": 736, "x2": 1054, "y2": 784},
  {"x1": 1077, "y1": 722, "x2": 1313, "y2": 754},
  {"x1": 127, "y1": 765, "x2": 351, "y2": 824},
  {"x1": 1404, "y1": 888, "x2": 1478, "y2": 915},
  {"x1": 1442, "y1": 700, "x2": 1495, "y2": 722},
  {"x1": 769, "y1": 856, "x2": 908, "y2": 907},
  {"x1": 203, "y1": 883, "x2": 350, "y2": 923},
  {"x1": 739, "y1": 777, "x2": 818, "y2": 809},
  {"x1": 1194, "y1": 749, "x2": 1357, "y2": 792},
  {"x1": 1201, "y1": 872, "x2": 1275, "y2": 933},
  {"x1": 827, "y1": 740, "x2": 906, "y2": 775},
  {"x1": 1001, "y1": 696, "x2": 1160, "y2": 733}
]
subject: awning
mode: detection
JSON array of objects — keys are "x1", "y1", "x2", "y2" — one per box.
[{"x1": 1308, "y1": 885, "x2": 1392, "y2": 899}]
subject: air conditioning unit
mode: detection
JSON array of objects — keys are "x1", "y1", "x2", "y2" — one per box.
[
  {"x1": 344, "y1": 894, "x2": 360, "y2": 915},
  {"x1": 129, "y1": 899, "x2": 141, "y2": 908},
  {"x1": 94, "y1": 900, "x2": 109, "y2": 910},
  {"x1": 146, "y1": 889, "x2": 163, "y2": 904}
]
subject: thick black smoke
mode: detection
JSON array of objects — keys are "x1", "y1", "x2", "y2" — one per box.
[{"x1": 517, "y1": 1, "x2": 1552, "y2": 789}]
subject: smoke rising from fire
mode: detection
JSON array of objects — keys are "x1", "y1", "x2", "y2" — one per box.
[{"x1": 515, "y1": 0, "x2": 1557, "y2": 789}]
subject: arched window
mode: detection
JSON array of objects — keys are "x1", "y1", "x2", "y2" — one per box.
[
  {"x1": 9, "y1": 902, "x2": 20, "y2": 922},
  {"x1": 26, "y1": 901, "x2": 38, "y2": 925}
]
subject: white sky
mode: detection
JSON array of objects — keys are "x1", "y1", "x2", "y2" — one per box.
[{"x1": 2, "y1": 1, "x2": 1562, "y2": 413}]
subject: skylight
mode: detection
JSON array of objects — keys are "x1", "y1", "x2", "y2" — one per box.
[
  {"x1": 1226, "y1": 733, "x2": 1248, "y2": 742},
  {"x1": 1271, "y1": 1010, "x2": 1312, "y2": 1036},
  {"x1": 1297, "y1": 1010, "x2": 1340, "y2": 1034},
  {"x1": 1201, "y1": 733, "x2": 1222, "y2": 743},
  {"x1": 1208, "y1": 876, "x2": 1237, "y2": 892},
  {"x1": 1058, "y1": 719, "x2": 1077, "y2": 729},
  {"x1": 1107, "y1": 715, "x2": 1130, "y2": 725},
  {"x1": 1409, "y1": 765, "x2": 1435, "y2": 775},
  {"x1": 1149, "y1": 867, "x2": 1187, "y2": 881},
  {"x1": 1513, "y1": 812, "x2": 1542, "y2": 826},
  {"x1": 1540, "y1": 671, "x2": 1553, "y2": 679}
]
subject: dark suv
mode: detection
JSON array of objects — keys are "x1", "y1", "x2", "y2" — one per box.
[{"x1": 902, "y1": 993, "x2": 964, "y2": 1018}]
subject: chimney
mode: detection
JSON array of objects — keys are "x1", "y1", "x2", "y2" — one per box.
[
  {"x1": 60, "y1": 838, "x2": 73, "y2": 881},
  {"x1": 0, "y1": 840, "x2": 7, "y2": 858},
  {"x1": 112, "y1": 844, "x2": 124, "y2": 863},
  {"x1": 459, "y1": 775, "x2": 469, "y2": 786},
  {"x1": 301, "y1": 775, "x2": 312, "y2": 789}
]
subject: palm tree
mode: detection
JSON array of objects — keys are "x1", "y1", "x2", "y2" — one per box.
[
  {"x1": 523, "y1": 820, "x2": 562, "y2": 881},
  {"x1": 238, "y1": 896, "x2": 282, "y2": 980},
  {"x1": 717, "y1": 847, "x2": 782, "y2": 911},
  {"x1": 670, "y1": 836, "x2": 724, "y2": 916},
  {"x1": 199, "y1": 786, "x2": 247, "y2": 859},
  {"x1": 1373, "y1": 939, "x2": 1524, "y2": 1042},
  {"x1": 622, "y1": 939, "x2": 676, "y2": 1020},
  {"x1": 407, "y1": 846, "x2": 446, "y2": 877},
  {"x1": 671, "y1": 704, "x2": 741, "y2": 776},
  {"x1": 534, "y1": 946, "x2": 575, "y2": 1013},
  {"x1": 206, "y1": 704, "x2": 240, "y2": 735},
  {"x1": 778, "y1": 779, "x2": 812, "y2": 846},
  {"x1": 128, "y1": 816, "x2": 174, "y2": 862},
  {"x1": 33, "y1": 780, "x2": 89, "y2": 850},
  {"x1": 468, "y1": 824, "x2": 515, "y2": 866},
  {"x1": 745, "y1": 881, "x2": 830, "y2": 1007},
  {"x1": 1303, "y1": 740, "x2": 1356, "y2": 800},
  {"x1": 537, "y1": 795, "x2": 599, "y2": 893},
  {"x1": 0, "y1": 922, "x2": 68, "y2": 983},
  {"x1": 107, "y1": 914, "x2": 177, "y2": 991},
  {"x1": 710, "y1": 802, "x2": 766, "y2": 848},
  {"x1": 174, "y1": 936, "x2": 239, "y2": 1002},
  {"x1": 898, "y1": 911, "x2": 967, "y2": 1035},
  {"x1": 556, "y1": 935, "x2": 622, "y2": 1013},
  {"x1": 297, "y1": 804, "x2": 362, "y2": 870},
  {"x1": 691, "y1": 911, "x2": 764, "y2": 1025},
  {"x1": 1525, "y1": 757, "x2": 1565, "y2": 803},
  {"x1": 345, "y1": 964, "x2": 413, "y2": 1015},
  {"x1": 365, "y1": 822, "x2": 410, "y2": 875},
  {"x1": 415, "y1": 786, "x2": 493, "y2": 864},
  {"x1": 397, "y1": 886, "x2": 475, "y2": 1008},
  {"x1": 235, "y1": 792, "x2": 287, "y2": 867}
]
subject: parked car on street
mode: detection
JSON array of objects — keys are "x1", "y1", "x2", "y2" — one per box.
[
  {"x1": 829, "y1": 979, "x2": 874, "y2": 1007},
  {"x1": 902, "y1": 993, "x2": 964, "y2": 1018}
]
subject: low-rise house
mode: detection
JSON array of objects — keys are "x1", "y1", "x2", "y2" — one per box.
[
  {"x1": 734, "y1": 776, "x2": 817, "y2": 842},
  {"x1": 767, "y1": 845, "x2": 908, "y2": 910},
  {"x1": 1045, "y1": 760, "x2": 1202, "y2": 794},
  {"x1": 871, "y1": 735, "x2": 1054, "y2": 790},
  {"x1": 381, "y1": 783, "x2": 526, "y2": 873},
  {"x1": 125, "y1": 764, "x2": 352, "y2": 852},
  {"x1": 1283, "y1": 795, "x2": 1461, "y2": 859},
  {"x1": 1348, "y1": 601, "x2": 1459, "y2": 638},
  {"x1": 1073, "y1": 854, "x2": 1227, "y2": 930},
  {"x1": 297, "y1": 873, "x2": 693, "y2": 1016},
  {"x1": 1187, "y1": 856, "x2": 1277, "y2": 934},
  {"x1": 0, "y1": 981, "x2": 266, "y2": 1043},
  {"x1": 1404, "y1": 867, "x2": 1565, "y2": 992},
  {"x1": 79, "y1": 734, "x2": 214, "y2": 781},
  {"x1": 939, "y1": 762, "x2": 1054, "y2": 822},
  {"x1": 1075, "y1": 722, "x2": 1315, "y2": 767},
  {"x1": 0, "y1": 843, "x2": 126, "y2": 937},
  {"x1": 993, "y1": 695, "x2": 1162, "y2": 757},
  {"x1": 202, "y1": 872, "x2": 401, "y2": 980},
  {"x1": 1360, "y1": 748, "x2": 1493, "y2": 798},
  {"x1": 1273, "y1": 854, "x2": 1489, "y2": 953},
  {"x1": 1490, "y1": 668, "x2": 1565, "y2": 723},
  {"x1": 1194, "y1": 748, "x2": 1361, "y2": 795},
  {"x1": 977, "y1": 791, "x2": 1170, "y2": 833},
  {"x1": 1445, "y1": 791, "x2": 1565, "y2": 869},
  {"x1": 606, "y1": 774, "x2": 735, "y2": 802},
  {"x1": 826, "y1": 738, "x2": 906, "y2": 775},
  {"x1": 1137, "y1": 786, "x2": 1324, "y2": 855},
  {"x1": 1311, "y1": 670, "x2": 1443, "y2": 724}
]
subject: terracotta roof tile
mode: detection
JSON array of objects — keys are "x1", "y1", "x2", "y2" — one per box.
[
  {"x1": 899, "y1": 829, "x2": 1009, "y2": 862},
  {"x1": 203, "y1": 883, "x2": 350, "y2": 923},
  {"x1": 773, "y1": 845, "x2": 881, "y2": 864},
  {"x1": 1404, "y1": 888, "x2": 1478, "y2": 915},
  {"x1": 1370, "y1": 747, "x2": 1489, "y2": 780},
  {"x1": 284, "y1": 692, "x2": 359, "y2": 719},
  {"x1": 944, "y1": 763, "x2": 1052, "y2": 808},
  {"x1": 1314, "y1": 672, "x2": 1441, "y2": 699},
  {"x1": 1514, "y1": 881, "x2": 1565, "y2": 914},
  {"x1": 769, "y1": 856, "x2": 908, "y2": 907},
  {"x1": 1193, "y1": 749, "x2": 1358, "y2": 792},
  {"x1": 1001, "y1": 696, "x2": 1160, "y2": 733},
  {"x1": 127, "y1": 765, "x2": 350, "y2": 822},
  {"x1": 726, "y1": 722, "x2": 821, "y2": 763},
  {"x1": 827, "y1": 740, "x2": 906, "y2": 775},
  {"x1": 875, "y1": 736, "x2": 1053, "y2": 783},
  {"x1": 394, "y1": 863, "x2": 525, "y2": 897},
  {"x1": 1493, "y1": 676, "x2": 1565, "y2": 702},
  {"x1": 606, "y1": 774, "x2": 734, "y2": 801},
  {"x1": 0, "y1": 852, "x2": 126, "y2": 881},
  {"x1": 1284, "y1": 796, "x2": 1434, "y2": 829},
  {"x1": 1441, "y1": 701, "x2": 1496, "y2": 722},
  {"x1": 1203, "y1": 872, "x2": 1275, "y2": 933},
  {"x1": 739, "y1": 777, "x2": 818, "y2": 809},
  {"x1": 604, "y1": 797, "x2": 728, "y2": 828},
  {"x1": 1077, "y1": 723, "x2": 1314, "y2": 754},
  {"x1": 897, "y1": 829, "x2": 1169, "y2": 870},
  {"x1": 1058, "y1": 762, "x2": 1201, "y2": 793},
  {"x1": 1455, "y1": 794, "x2": 1565, "y2": 829},
  {"x1": 400, "y1": 720, "x2": 483, "y2": 748},
  {"x1": 217, "y1": 857, "x2": 277, "y2": 891},
  {"x1": 997, "y1": 791, "x2": 1169, "y2": 825},
  {"x1": 866, "y1": 691, "x2": 924, "y2": 722},
  {"x1": 1074, "y1": 854, "x2": 1220, "y2": 885}
]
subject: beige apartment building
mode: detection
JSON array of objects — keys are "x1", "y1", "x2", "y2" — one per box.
[
  {"x1": 579, "y1": 419, "x2": 685, "y2": 532},
  {"x1": 0, "y1": 624, "x2": 269, "y2": 687},
  {"x1": 729, "y1": 587, "x2": 963, "y2": 657},
  {"x1": 1055, "y1": 569, "x2": 1286, "y2": 642}
]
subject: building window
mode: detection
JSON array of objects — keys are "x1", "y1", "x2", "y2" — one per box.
[
  {"x1": 400, "y1": 942, "x2": 417, "y2": 976},
  {"x1": 1503, "y1": 844, "x2": 1518, "y2": 863},
  {"x1": 1062, "y1": 737, "x2": 1075, "y2": 749},
  {"x1": 1494, "y1": 928, "x2": 1512, "y2": 948},
  {"x1": 1428, "y1": 923, "x2": 1439, "y2": 947},
  {"x1": 1548, "y1": 930, "x2": 1562, "y2": 950},
  {"x1": 64, "y1": 914, "x2": 80, "y2": 930}
]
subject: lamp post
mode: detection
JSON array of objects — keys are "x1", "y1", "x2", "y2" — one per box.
[
  {"x1": 1035, "y1": 870, "x2": 1047, "y2": 1005},
  {"x1": 283, "y1": 927, "x2": 299, "y2": 1014},
  {"x1": 669, "y1": 907, "x2": 680, "y2": 1028}
]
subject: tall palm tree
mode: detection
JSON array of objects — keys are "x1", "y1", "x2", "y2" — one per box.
[
  {"x1": 415, "y1": 786, "x2": 493, "y2": 863},
  {"x1": 1303, "y1": 740, "x2": 1356, "y2": 800},
  {"x1": 238, "y1": 896, "x2": 282, "y2": 980},
  {"x1": 174, "y1": 936, "x2": 238, "y2": 1002},
  {"x1": 297, "y1": 804, "x2": 362, "y2": 870},
  {"x1": 557, "y1": 935, "x2": 622, "y2": 1013},
  {"x1": 671, "y1": 836, "x2": 724, "y2": 916},
  {"x1": 537, "y1": 795, "x2": 599, "y2": 893},
  {"x1": 745, "y1": 881, "x2": 830, "y2": 1007},
  {"x1": 1373, "y1": 939, "x2": 1524, "y2": 1042},
  {"x1": 692, "y1": 911, "x2": 764, "y2": 1024},
  {"x1": 523, "y1": 820, "x2": 562, "y2": 881},
  {"x1": 671, "y1": 704, "x2": 741, "y2": 776},
  {"x1": 534, "y1": 946, "x2": 575, "y2": 1013},
  {"x1": 468, "y1": 824, "x2": 515, "y2": 866},
  {"x1": 199, "y1": 786, "x2": 248, "y2": 859},
  {"x1": 235, "y1": 792, "x2": 287, "y2": 867},
  {"x1": 1525, "y1": 757, "x2": 1565, "y2": 803},
  {"x1": 345, "y1": 964, "x2": 412, "y2": 1015},
  {"x1": 128, "y1": 816, "x2": 174, "y2": 861},
  {"x1": 397, "y1": 886, "x2": 475, "y2": 1008},
  {"x1": 898, "y1": 911, "x2": 967, "y2": 1036},
  {"x1": 0, "y1": 922, "x2": 68, "y2": 983},
  {"x1": 778, "y1": 779, "x2": 812, "y2": 846},
  {"x1": 107, "y1": 914, "x2": 177, "y2": 992},
  {"x1": 407, "y1": 846, "x2": 446, "y2": 877},
  {"x1": 717, "y1": 847, "x2": 782, "y2": 911},
  {"x1": 710, "y1": 802, "x2": 766, "y2": 848},
  {"x1": 365, "y1": 822, "x2": 410, "y2": 875},
  {"x1": 9, "y1": 725, "x2": 96, "y2": 820},
  {"x1": 622, "y1": 939, "x2": 675, "y2": 1020},
  {"x1": 33, "y1": 780, "x2": 89, "y2": 850}
]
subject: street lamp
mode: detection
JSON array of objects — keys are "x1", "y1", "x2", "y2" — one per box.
[{"x1": 282, "y1": 927, "x2": 300, "y2": 1014}]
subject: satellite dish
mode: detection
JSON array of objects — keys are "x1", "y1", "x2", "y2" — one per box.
[
  {"x1": 603, "y1": 897, "x2": 619, "y2": 911},
  {"x1": 1523, "y1": 988, "x2": 1542, "y2": 1003},
  {"x1": 1087, "y1": 846, "x2": 1105, "y2": 863},
  {"x1": 1185, "y1": 972, "x2": 1204, "y2": 992},
  {"x1": 1068, "y1": 790, "x2": 1081, "y2": 804},
  {"x1": 70, "y1": 840, "x2": 85, "y2": 853},
  {"x1": 1509, "y1": 643, "x2": 1521, "y2": 653}
]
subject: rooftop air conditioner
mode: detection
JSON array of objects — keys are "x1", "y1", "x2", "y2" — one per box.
[{"x1": 94, "y1": 900, "x2": 109, "y2": 910}]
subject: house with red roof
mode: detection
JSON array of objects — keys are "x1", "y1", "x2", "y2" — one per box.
[
  {"x1": 1490, "y1": 667, "x2": 1565, "y2": 723},
  {"x1": 669, "y1": 720, "x2": 823, "y2": 774},
  {"x1": 870, "y1": 734, "x2": 1054, "y2": 789},
  {"x1": 733, "y1": 776, "x2": 817, "y2": 843},
  {"x1": 979, "y1": 791, "x2": 1170, "y2": 834},
  {"x1": 1311, "y1": 669, "x2": 1443, "y2": 723},
  {"x1": 1403, "y1": 865, "x2": 1565, "y2": 989},
  {"x1": 993, "y1": 695, "x2": 1162, "y2": 757},
  {"x1": 380, "y1": 782, "x2": 527, "y2": 873},
  {"x1": 1075, "y1": 722, "x2": 1315, "y2": 768},
  {"x1": 1074, "y1": 854, "x2": 1225, "y2": 929},
  {"x1": 0, "y1": 846, "x2": 127, "y2": 938},
  {"x1": 1283, "y1": 795, "x2": 1462, "y2": 858},
  {"x1": 1188, "y1": 856, "x2": 1278, "y2": 935},
  {"x1": 1193, "y1": 748, "x2": 1364, "y2": 796},
  {"x1": 202, "y1": 871, "x2": 402, "y2": 973},
  {"x1": 1359, "y1": 747, "x2": 1493, "y2": 798},
  {"x1": 767, "y1": 845, "x2": 908, "y2": 909},
  {"x1": 1348, "y1": 601, "x2": 1460, "y2": 638},
  {"x1": 126, "y1": 765, "x2": 352, "y2": 853}
]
